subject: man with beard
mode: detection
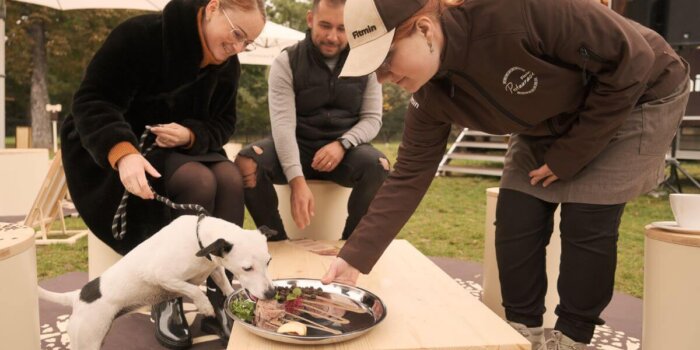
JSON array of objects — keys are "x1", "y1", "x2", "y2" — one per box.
[{"x1": 235, "y1": 0, "x2": 388, "y2": 241}]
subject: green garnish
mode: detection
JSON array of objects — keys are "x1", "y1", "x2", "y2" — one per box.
[
  {"x1": 229, "y1": 296, "x2": 255, "y2": 322},
  {"x1": 285, "y1": 287, "x2": 303, "y2": 301}
]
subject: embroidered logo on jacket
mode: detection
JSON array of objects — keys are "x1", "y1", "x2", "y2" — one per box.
[
  {"x1": 352, "y1": 25, "x2": 377, "y2": 39},
  {"x1": 409, "y1": 96, "x2": 420, "y2": 109},
  {"x1": 502, "y1": 67, "x2": 538, "y2": 95}
]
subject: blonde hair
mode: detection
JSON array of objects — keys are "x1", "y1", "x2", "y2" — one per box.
[
  {"x1": 220, "y1": 0, "x2": 267, "y2": 20},
  {"x1": 393, "y1": 0, "x2": 462, "y2": 41}
]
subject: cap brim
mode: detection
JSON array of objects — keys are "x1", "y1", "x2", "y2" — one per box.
[{"x1": 339, "y1": 29, "x2": 395, "y2": 78}]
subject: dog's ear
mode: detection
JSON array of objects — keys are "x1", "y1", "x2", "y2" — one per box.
[
  {"x1": 258, "y1": 225, "x2": 278, "y2": 239},
  {"x1": 196, "y1": 238, "x2": 233, "y2": 258}
]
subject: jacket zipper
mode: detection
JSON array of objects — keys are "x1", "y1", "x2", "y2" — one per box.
[
  {"x1": 450, "y1": 70, "x2": 533, "y2": 129},
  {"x1": 579, "y1": 46, "x2": 613, "y2": 86}
]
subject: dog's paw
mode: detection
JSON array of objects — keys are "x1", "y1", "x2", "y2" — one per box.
[{"x1": 197, "y1": 302, "x2": 215, "y2": 317}]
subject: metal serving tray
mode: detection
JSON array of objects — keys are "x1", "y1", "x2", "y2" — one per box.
[{"x1": 225, "y1": 278, "x2": 387, "y2": 345}]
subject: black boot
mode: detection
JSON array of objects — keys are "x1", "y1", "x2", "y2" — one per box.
[
  {"x1": 201, "y1": 277, "x2": 233, "y2": 344},
  {"x1": 151, "y1": 298, "x2": 192, "y2": 349}
]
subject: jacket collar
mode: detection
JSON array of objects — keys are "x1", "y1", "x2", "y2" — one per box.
[{"x1": 437, "y1": 4, "x2": 469, "y2": 77}]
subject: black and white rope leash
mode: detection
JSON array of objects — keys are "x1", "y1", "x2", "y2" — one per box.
[{"x1": 110, "y1": 128, "x2": 212, "y2": 259}]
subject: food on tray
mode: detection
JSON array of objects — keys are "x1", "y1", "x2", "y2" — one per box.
[
  {"x1": 230, "y1": 284, "x2": 370, "y2": 336},
  {"x1": 276, "y1": 321, "x2": 307, "y2": 335},
  {"x1": 230, "y1": 296, "x2": 255, "y2": 322},
  {"x1": 254, "y1": 299, "x2": 286, "y2": 330}
]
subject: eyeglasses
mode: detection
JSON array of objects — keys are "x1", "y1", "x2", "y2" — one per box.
[{"x1": 221, "y1": 9, "x2": 257, "y2": 52}]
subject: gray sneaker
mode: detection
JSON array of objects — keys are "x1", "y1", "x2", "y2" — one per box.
[
  {"x1": 545, "y1": 330, "x2": 587, "y2": 350},
  {"x1": 508, "y1": 321, "x2": 545, "y2": 350}
]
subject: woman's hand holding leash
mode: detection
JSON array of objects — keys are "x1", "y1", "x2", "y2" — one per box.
[
  {"x1": 117, "y1": 154, "x2": 161, "y2": 200},
  {"x1": 150, "y1": 123, "x2": 192, "y2": 148},
  {"x1": 529, "y1": 164, "x2": 559, "y2": 187}
]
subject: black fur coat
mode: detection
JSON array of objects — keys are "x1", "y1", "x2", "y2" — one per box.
[{"x1": 61, "y1": 0, "x2": 240, "y2": 254}]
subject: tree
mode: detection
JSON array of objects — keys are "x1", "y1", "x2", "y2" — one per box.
[
  {"x1": 379, "y1": 83, "x2": 409, "y2": 143},
  {"x1": 4, "y1": 0, "x2": 412, "y2": 145},
  {"x1": 266, "y1": 0, "x2": 309, "y2": 32},
  {"x1": 6, "y1": 3, "x2": 136, "y2": 146},
  {"x1": 235, "y1": 65, "x2": 271, "y2": 142},
  {"x1": 232, "y1": 0, "x2": 311, "y2": 142}
]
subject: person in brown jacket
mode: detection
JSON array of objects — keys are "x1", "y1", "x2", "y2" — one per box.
[{"x1": 320, "y1": 0, "x2": 690, "y2": 348}]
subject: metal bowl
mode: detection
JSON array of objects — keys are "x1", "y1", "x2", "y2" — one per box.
[{"x1": 225, "y1": 278, "x2": 387, "y2": 345}]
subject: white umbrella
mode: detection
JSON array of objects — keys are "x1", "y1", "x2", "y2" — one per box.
[
  {"x1": 12, "y1": 0, "x2": 169, "y2": 10},
  {"x1": 0, "y1": 0, "x2": 304, "y2": 147},
  {"x1": 239, "y1": 21, "x2": 304, "y2": 65}
]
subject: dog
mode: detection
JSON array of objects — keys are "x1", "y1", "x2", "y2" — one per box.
[{"x1": 38, "y1": 215, "x2": 277, "y2": 350}]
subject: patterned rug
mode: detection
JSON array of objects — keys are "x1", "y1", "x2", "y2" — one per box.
[{"x1": 39, "y1": 258, "x2": 643, "y2": 349}]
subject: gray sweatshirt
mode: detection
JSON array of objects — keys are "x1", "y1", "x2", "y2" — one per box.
[{"x1": 268, "y1": 50, "x2": 383, "y2": 181}]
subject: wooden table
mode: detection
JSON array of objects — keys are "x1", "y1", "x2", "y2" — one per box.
[{"x1": 227, "y1": 239, "x2": 529, "y2": 349}]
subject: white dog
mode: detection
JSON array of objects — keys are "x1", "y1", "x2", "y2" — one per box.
[{"x1": 38, "y1": 215, "x2": 276, "y2": 350}]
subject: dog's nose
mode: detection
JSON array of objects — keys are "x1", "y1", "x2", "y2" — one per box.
[{"x1": 263, "y1": 288, "x2": 276, "y2": 300}]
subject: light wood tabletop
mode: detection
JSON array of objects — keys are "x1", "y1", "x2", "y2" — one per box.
[{"x1": 227, "y1": 239, "x2": 529, "y2": 349}]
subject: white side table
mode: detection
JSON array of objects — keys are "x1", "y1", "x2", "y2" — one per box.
[
  {"x1": 0, "y1": 222, "x2": 40, "y2": 349},
  {"x1": 482, "y1": 187, "x2": 562, "y2": 328},
  {"x1": 643, "y1": 226, "x2": 700, "y2": 349}
]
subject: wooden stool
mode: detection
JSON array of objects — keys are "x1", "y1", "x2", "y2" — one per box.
[
  {"x1": 273, "y1": 180, "x2": 351, "y2": 241},
  {"x1": 88, "y1": 231, "x2": 122, "y2": 280},
  {"x1": 643, "y1": 226, "x2": 700, "y2": 349},
  {"x1": 482, "y1": 187, "x2": 562, "y2": 328},
  {"x1": 0, "y1": 222, "x2": 40, "y2": 349},
  {"x1": 223, "y1": 142, "x2": 242, "y2": 161}
]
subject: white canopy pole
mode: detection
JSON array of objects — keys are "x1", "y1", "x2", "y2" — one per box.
[{"x1": 0, "y1": 0, "x2": 6, "y2": 149}]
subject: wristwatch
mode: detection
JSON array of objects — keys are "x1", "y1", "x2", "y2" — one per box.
[{"x1": 338, "y1": 138, "x2": 353, "y2": 151}]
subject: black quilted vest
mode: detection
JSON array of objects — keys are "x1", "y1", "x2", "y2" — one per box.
[{"x1": 286, "y1": 33, "x2": 368, "y2": 143}]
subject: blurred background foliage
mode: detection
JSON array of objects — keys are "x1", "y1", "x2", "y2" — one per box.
[{"x1": 4, "y1": 0, "x2": 410, "y2": 144}]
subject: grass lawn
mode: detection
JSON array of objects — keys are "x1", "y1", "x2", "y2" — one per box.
[
  {"x1": 5, "y1": 136, "x2": 15, "y2": 148},
  {"x1": 35, "y1": 142, "x2": 700, "y2": 299}
]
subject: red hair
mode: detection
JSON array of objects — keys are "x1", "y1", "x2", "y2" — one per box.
[{"x1": 393, "y1": 0, "x2": 463, "y2": 41}]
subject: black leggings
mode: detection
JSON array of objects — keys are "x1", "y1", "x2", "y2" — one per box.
[
  {"x1": 165, "y1": 161, "x2": 244, "y2": 226},
  {"x1": 495, "y1": 188, "x2": 626, "y2": 344}
]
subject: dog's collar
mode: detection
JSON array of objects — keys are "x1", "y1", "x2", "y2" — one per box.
[
  {"x1": 197, "y1": 232, "x2": 211, "y2": 261},
  {"x1": 196, "y1": 215, "x2": 213, "y2": 261}
]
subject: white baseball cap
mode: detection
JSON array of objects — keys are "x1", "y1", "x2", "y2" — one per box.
[{"x1": 339, "y1": 0, "x2": 429, "y2": 77}]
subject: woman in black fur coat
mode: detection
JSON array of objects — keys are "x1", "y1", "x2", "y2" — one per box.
[{"x1": 60, "y1": 0, "x2": 265, "y2": 347}]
